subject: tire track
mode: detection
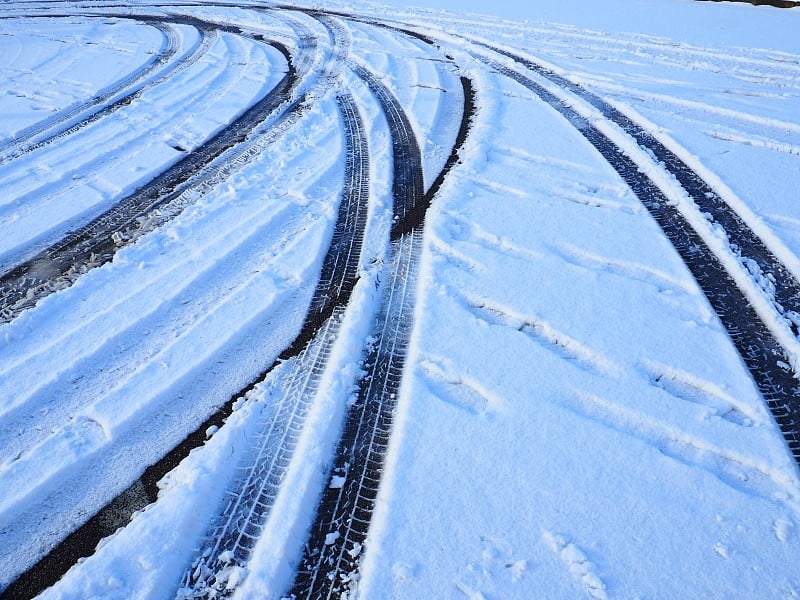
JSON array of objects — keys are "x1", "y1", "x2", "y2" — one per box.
[
  {"x1": 308, "y1": 11, "x2": 427, "y2": 228},
  {"x1": 173, "y1": 14, "x2": 368, "y2": 597},
  {"x1": 0, "y1": 20, "x2": 181, "y2": 158},
  {"x1": 176, "y1": 91, "x2": 369, "y2": 600},
  {"x1": 0, "y1": 21, "x2": 217, "y2": 166},
  {"x1": 0, "y1": 29, "x2": 299, "y2": 325},
  {"x1": 287, "y1": 43, "x2": 474, "y2": 595},
  {"x1": 470, "y1": 49, "x2": 800, "y2": 463},
  {"x1": 350, "y1": 62, "x2": 425, "y2": 235}
]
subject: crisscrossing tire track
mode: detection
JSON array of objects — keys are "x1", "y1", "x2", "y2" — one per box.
[
  {"x1": 0, "y1": 14, "x2": 312, "y2": 598},
  {"x1": 351, "y1": 61, "x2": 425, "y2": 231}
]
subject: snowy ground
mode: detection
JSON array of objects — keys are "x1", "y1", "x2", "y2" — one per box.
[{"x1": 1, "y1": 0, "x2": 799, "y2": 598}]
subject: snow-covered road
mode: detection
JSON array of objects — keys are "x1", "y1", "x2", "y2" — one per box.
[{"x1": 1, "y1": 1, "x2": 799, "y2": 598}]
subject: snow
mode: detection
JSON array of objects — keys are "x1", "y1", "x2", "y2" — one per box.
[{"x1": 0, "y1": 0, "x2": 799, "y2": 598}]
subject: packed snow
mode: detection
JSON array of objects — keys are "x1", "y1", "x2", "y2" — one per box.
[{"x1": 1, "y1": 0, "x2": 799, "y2": 598}]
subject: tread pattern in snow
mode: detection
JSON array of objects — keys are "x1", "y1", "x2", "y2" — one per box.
[
  {"x1": 287, "y1": 22, "x2": 475, "y2": 597},
  {"x1": 288, "y1": 57, "x2": 427, "y2": 597},
  {"x1": 288, "y1": 230, "x2": 421, "y2": 599}
]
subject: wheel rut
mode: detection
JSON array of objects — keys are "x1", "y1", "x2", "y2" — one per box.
[
  {"x1": 484, "y1": 43, "x2": 800, "y2": 336},
  {"x1": 0, "y1": 6, "x2": 378, "y2": 595},
  {"x1": 14, "y1": 4, "x2": 790, "y2": 599},
  {"x1": 175, "y1": 89, "x2": 370, "y2": 599},
  {"x1": 287, "y1": 18, "x2": 474, "y2": 595}
]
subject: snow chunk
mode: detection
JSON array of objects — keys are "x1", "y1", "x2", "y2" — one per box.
[
  {"x1": 325, "y1": 531, "x2": 340, "y2": 545},
  {"x1": 347, "y1": 542, "x2": 363, "y2": 558}
]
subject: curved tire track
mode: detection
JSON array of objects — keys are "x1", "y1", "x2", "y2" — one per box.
[
  {"x1": 0, "y1": 13, "x2": 362, "y2": 599},
  {"x1": 484, "y1": 44, "x2": 800, "y2": 334},
  {"x1": 288, "y1": 57, "x2": 424, "y2": 599},
  {"x1": 176, "y1": 90, "x2": 370, "y2": 599},
  {"x1": 0, "y1": 20, "x2": 218, "y2": 166},
  {"x1": 288, "y1": 46, "x2": 474, "y2": 596},
  {"x1": 0, "y1": 20, "x2": 182, "y2": 158},
  {"x1": 473, "y1": 48, "x2": 800, "y2": 463},
  {"x1": 0, "y1": 31, "x2": 300, "y2": 325}
]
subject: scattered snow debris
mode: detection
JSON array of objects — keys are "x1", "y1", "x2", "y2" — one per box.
[
  {"x1": 340, "y1": 569, "x2": 360, "y2": 583},
  {"x1": 110, "y1": 231, "x2": 127, "y2": 246},
  {"x1": 205, "y1": 425, "x2": 219, "y2": 438},
  {"x1": 347, "y1": 542, "x2": 363, "y2": 558},
  {"x1": 217, "y1": 550, "x2": 235, "y2": 565},
  {"x1": 330, "y1": 475, "x2": 346, "y2": 489},
  {"x1": 224, "y1": 565, "x2": 246, "y2": 590},
  {"x1": 455, "y1": 580, "x2": 489, "y2": 600}
]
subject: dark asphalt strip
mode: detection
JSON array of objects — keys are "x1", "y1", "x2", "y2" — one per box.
[
  {"x1": 0, "y1": 36, "x2": 299, "y2": 325},
  {"x1": 483, "y1": 43, "x2": 800, "y2": 335},
  {"x1": 480, "y1": 56, "x2": 800, "y2": 464}
]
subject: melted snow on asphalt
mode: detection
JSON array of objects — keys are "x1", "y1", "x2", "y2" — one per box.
[{"x1": 1, "y1": 0, "x2": 799, "y2": 598}]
